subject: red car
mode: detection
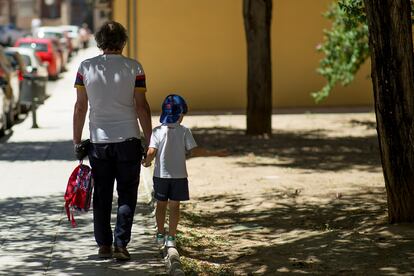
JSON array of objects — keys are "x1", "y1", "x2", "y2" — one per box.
[{"x1": 14, "y1": 38, "x2": 62, "y2": 80}]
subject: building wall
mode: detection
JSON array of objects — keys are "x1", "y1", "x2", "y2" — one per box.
[
  {"x1": 0, "y1": 0, "x2": 10, "y2": 25},
  {"x1": 113, "y1": 0, "x2": 373, "y2": 111}
]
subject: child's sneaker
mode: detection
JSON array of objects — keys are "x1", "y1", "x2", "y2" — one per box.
[
  {"x1": 165, "y1": 235, "x2": 176, "y2": 247},
  {"x1": 156, "y1": 232, "x2": 165, "y2": 247}
]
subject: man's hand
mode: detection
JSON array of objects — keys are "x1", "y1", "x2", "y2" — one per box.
[{"x1": 74, "y1": 139, "x2": 90, "y2": 160}]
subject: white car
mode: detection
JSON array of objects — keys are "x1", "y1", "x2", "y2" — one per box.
[
  {"x1": 35, "y1": 26, "x2": 70, "y2": 68},
  {"x1": 58, "y1": 25, "x2": 81, "y2": 52},
  {"x1": 6, "y1": 47, "x2": 48, "y2": 109}
]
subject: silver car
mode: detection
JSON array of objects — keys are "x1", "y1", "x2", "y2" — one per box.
[
  {"x1": 6, "y1": 47, "x2": 48, "y2": 110},
  {"x1": 58, "y1": 25, "x2": 81, "y2": 53}
]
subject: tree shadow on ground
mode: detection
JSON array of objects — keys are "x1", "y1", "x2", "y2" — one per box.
[
  {"x1": 192, "y1": 126, "x2": 381, "y2": 172},
  {"x1": 0, "y1": 195, "x2": 164, "y2": 275},
  {"x1": 180, "y1": 188, "x2": 414, "y2": 275}
]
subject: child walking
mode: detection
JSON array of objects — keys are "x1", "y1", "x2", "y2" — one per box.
[{"x1": 142, "y1": 94, "x2": 197, "y2": 247}]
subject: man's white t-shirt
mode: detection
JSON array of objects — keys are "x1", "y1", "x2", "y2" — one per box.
[
  {"x1": 149, "y1": 124, "x2": 197, "y2": 178},
  {"x1": 74, "y1": 54, "x2": 146, "y2": 143}
]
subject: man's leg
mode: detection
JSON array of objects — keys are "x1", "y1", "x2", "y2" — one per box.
[
  {"x1": 113, "y1": 159, "x2": 140, "y2": 248},
  {"x1": 89, "y1": 155, "x2": 116, "y2": 246},
  {"x1": 112, "y1": 138, "x2": 142, "y2": 249}
]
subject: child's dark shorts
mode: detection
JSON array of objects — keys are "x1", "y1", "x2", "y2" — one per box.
[{"x1": 153, "y1": 177, "x2": 189, "y2": 201}]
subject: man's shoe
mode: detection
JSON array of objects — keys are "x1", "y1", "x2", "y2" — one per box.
[
  {"x1": 98, "y1": 245, "x2": 112, "y2": 258},
  {"x1": 156, "y1": 232, "x2": 165, "y2": 247},
  {"x1": 165, "y1": 235, "x2": 176, "y2": 248},
  {"x1": 113, "y1": 246, "x2": 131, "y2": 261}
]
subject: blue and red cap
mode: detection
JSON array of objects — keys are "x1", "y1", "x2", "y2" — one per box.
[{"x1": 160, "y1": 94, "x2": 188, "y2": 124}]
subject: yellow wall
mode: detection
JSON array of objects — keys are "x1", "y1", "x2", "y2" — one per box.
[
  {"x1": 273, "y1": 0, "x2": 372, "y2": 108},
  {"x1": 114, "y1": 0, "x2": 373, "y2": 111},
  {"x1": 112, "y1": 0, "x2": 133, "y2": 57}
]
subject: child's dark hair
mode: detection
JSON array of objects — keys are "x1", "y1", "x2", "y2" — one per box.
[{"x1": 95, "y1": 21, "x2": 128, "y2": 51}]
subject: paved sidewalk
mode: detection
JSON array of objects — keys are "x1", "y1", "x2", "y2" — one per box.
[{"x1": 0, "y1": 47, "x2": 165, "y2": 275}]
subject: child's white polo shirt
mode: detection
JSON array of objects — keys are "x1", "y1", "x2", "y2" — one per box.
[{"x1": 149, "y1": 123, "x2": 197, "y2": 178}]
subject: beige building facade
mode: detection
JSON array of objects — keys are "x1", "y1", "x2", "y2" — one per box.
[{"x1": 113, "y1": 0, "x2": 373, "y2": 111}]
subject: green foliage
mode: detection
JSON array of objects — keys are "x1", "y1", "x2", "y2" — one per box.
[
  {"x1": 314, "y1": 0, "x2": 414, "y2": 102},
  {"x1": 312, "y1": 0, "x2": 369, "y2": 102}
]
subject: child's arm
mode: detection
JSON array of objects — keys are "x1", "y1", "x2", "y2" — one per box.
[{"x1": 142, "y1": 147, "x2": 157, "y2": 167}]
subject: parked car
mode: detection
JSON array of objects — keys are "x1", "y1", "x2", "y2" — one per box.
[
  {"x1": 58, "y1": 25, "x2": 80, "y2": 53},
  {"x1": 0, "y1": 85, "x2": 9, "y2": 136},
  {"x1": 51, "y1": 38, "x2": 69, "y2": 72},
  {"x1": 5, "y1": 47, "x2": 48, "y2": 111},
  {"x1": 0, "y1": 46, "x2": 21, "y2": 125},
  {"x1": 35, "y1": 26, "x2": 70, "y2": 69},
  {"x1": 0, "y1": 24, "x2": 29, "y2": 46},
  {"x1": 15, "y1": 37, "x2": 62, "y2": 80}
]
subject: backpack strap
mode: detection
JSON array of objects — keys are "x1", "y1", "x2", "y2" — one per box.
[
  {"x1": 65, "y1": 193, "x2": 78, "y2": 227},
  {"x1": 70, "y1": 208, "x2": 77, "y2": 228},
  {"x1": 65, "y1": 201, "x2": 71, "y2": 221}
]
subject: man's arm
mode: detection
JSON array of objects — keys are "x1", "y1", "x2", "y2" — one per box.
[
  {"x1": 73, "y1": 86, "x2": 88, "y2": 144},
  {"x1": 134, "y1": 90, "x2": 152, "y2": 146}
]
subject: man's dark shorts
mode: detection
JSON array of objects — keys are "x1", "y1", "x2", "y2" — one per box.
[{"x1": 153, "y1": 177, "x2": 189, "y2": 201}]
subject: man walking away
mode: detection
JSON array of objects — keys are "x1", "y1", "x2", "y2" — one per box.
[{"x1": 72, "y1": 21, "x2": 152, "y2": 261}]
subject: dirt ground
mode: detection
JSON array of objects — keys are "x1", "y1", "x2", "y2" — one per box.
[{"x1": 174, "y1": 110, "x2": 414, "y2": 275}]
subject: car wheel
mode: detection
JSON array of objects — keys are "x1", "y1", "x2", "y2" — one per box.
[
  {"x1": 14, "y1": 103, "x2": 21, "y2": 120},
  {"x1": 6, "y1": 103, "x2": 14, "y2": 129},
  {"x1": 0, "y1": 112, "x2": 6, "y2": 136},
  {"x1": 20, "y1": 103, "x2": 30, "y2": 114}
]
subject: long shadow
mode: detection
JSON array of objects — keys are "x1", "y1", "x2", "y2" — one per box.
[
  {"x1": 0, "y1": 140, "x2": 75, "y2": 161},
  {"x1": 192, "y1": 126, "x2": 381, "y2": 172},
  {"x1": 0, "y1": 195, "x2": 164, "y2": 275},
  {"x1": 181, "y1": 189, "x2": 414, "y2": 275}
]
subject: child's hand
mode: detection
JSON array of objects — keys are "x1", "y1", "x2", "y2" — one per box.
[{"x1": 141, "y1": 158, "x2": 151, "y2": 167}]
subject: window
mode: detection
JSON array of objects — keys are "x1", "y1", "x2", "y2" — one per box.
[
  {"x1": 18, "y1": 43, "x2": 48, "y2": 52},
  {"x1": 41, "y1": 0, "x2": 62, "y2": 19}
]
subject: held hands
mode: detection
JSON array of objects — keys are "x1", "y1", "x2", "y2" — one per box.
[
  {"x1": 141, "y1": 147, "x2": 156, "y2": 167},
  {"x1": 141, "y1": 158, "x2": 151, "y2": 167}
]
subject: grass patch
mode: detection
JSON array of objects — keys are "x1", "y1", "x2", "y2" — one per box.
[
  {"x1": 177, "y1": 209, "x2": 235, "y2": 275},
  {"x1": 181, "y1": 256, "x2": 234, "y2": 276}
]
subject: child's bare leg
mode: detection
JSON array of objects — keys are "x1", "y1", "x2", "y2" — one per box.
[
  {"x1": 168, "y1": 200, "x2": 180, "y2": 236},
  {"x1": 156, "y1": 200, "x2": 168, "y2": 233}
]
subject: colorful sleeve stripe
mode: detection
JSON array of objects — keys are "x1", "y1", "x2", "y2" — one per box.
[
  {"x1": 74, "y1": 72, "x2": 84, "y2": 87},
  {"x1": 135, "y1": 74, "x2": 146, "y2": 88},
  {"x1": 135, "y1": 87, "x2": 147, "y2": 93}
]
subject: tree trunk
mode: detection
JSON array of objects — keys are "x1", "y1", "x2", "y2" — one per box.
[
  {"x1": 364, "y1": 0, "x2": 414, "y2": 223},
  {"x1": 243, "y1": 0, "x2": 272, "y2": 136}
]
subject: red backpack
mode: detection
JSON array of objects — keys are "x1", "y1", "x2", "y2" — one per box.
[{"x1": 64, "y1": 162, "x2": 94, "y2": 227}]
